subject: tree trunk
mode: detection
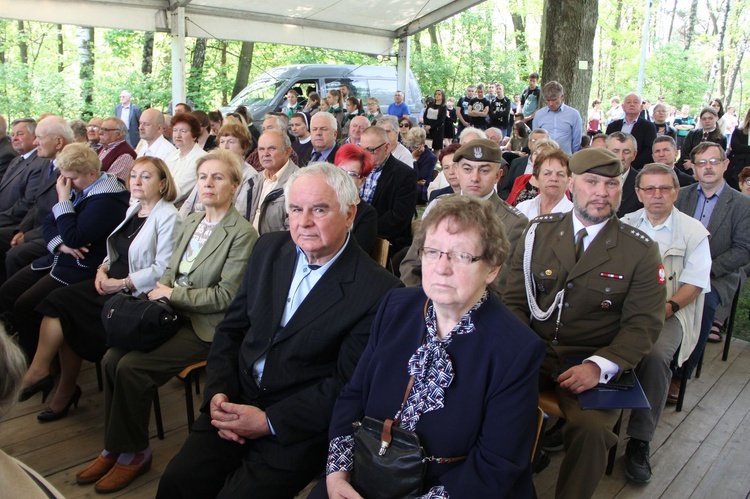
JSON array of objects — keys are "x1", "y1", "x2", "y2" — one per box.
[
  {"x1": 716, "y1": 0, "x2": 732, "y2": 98},
  {"x1": 414, "y1": 33, "x2": 422, "y2": 54},
  {"x1": 77, "y1": 26, "x2": 95, "y2": 120},
  {"x1": 667, "y1": 0, "x2": 678, "y2": 42},
  {"x1": 539, "y1": 0, "x2": 548, "y2": 61},
  {"x1": 18, "y1": 21, "x2": 28, "y2": 65},
  {"x1": 188, "y1": 38, "x2": 207, "y2": 97},
  {"x1": 510, "y1": 13, "x2": 528, "y2": 74},
  {"x1": 685, "y1": 0, "x2": 699, "y2": 49},
  {"x1": 428, "y1": 26, "x2": 439, "y2": 46},
  {"x1": 142, "y1": 31, "x2": 154, "y2": 75},
  {"x1": 541, "y1": 0, "x2": 598, "y2": 123},
  {"x1": 57, "y1": 24, "x2": 64, "y2": 72},
  {"x1": 607, "y1": 0, "x2": 623, "y2": 91},
  {"x1": 232, "y1": 41, "x2": 254, "y2": 100},
  {"x1": 725, "y1": 33, "x2": 748, "y2": 105},
  {"x1": 220, "y1": 42, "x2": 228, "y2": 106}
]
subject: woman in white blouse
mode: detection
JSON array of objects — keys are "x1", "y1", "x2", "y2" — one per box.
[
  {"x1": 516, "y1": 148, "x2": 574, "y2": 219},
  {"x1": 165, "y1": 113, "x2": 207, "y2": 205}
]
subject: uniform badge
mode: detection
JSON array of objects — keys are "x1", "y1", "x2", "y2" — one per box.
[
  {"x1": 473, "y1": 147, "x2": 483, "y2": 159},
  {"x1": 601, "y1": 300, "x2": 612, "y2": 309},
  {"x1": 657, "y1": 265, "x2": 666, "y2": 285}
]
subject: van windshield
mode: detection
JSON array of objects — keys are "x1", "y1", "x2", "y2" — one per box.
[{"x1": 227, "y1": 76, "x2": 284, "y2": 114}]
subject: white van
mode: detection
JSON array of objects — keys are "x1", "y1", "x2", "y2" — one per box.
[{"x1": 223, "y1": 64, "x2": 423, "y2": 124}]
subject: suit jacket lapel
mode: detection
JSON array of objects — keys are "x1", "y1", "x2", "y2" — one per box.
[
  {"x1": 272, "y1": 241, "x2": 356, "y2": 344},
  {"x1": 706, "y1": 186, "x2": 733, "y2": 236},
  {"x1": 372, "y1": 157, "x2": 394, "y2": 206},
  {"x1": 270, "y1": 241, "x2": 298, "y2": 333},
  {"x1": 0, "y1": 155, "x2": 25, "y2": 190}
]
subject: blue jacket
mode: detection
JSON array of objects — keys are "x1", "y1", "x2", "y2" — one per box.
[
  {"x1": 329, "y1": 287, "x2": 545, "y2": 498},
  {"x1": 32, "y1": 173, "x2": 129, "y2": 284}
]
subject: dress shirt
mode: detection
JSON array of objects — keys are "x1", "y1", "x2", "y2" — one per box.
[
  {"x1": 120, "y1": 106, "x2": 131, "y2": 130},
  {"x1": 621, "y1": 116, "x2": 638, "y2": 134},
  {"x1": 532, "y1": 103, "x2": 583, "y2": 154},
  {"x1": 137, "y1": 135, "x2": 176, "y2": 161},
  {"x1": 360, "y1": 160, "x2": 386, "y2": 204},
  {"x1": 311, "y1": 144, "x2": 335, "y2": 163},
  {"x1": 165, "y1": 143, "x2": 207, "y2": 202},
  {"x1": 693, "y1": 181, "x2": 725, "y2": 229},
  {"x1": 633, "y1": 212, "x2": 711, "y2": 291},
  {"x1": 571, "y1": 213, "x2": 619, "y2": 382},
  {"x1": 98, "y1": 140, "x2": 135, "y2": 181}
]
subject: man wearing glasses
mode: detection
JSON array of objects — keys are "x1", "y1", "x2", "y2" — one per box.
[
  {"x1": 606, "y1": 131, "x2": 643, "y2": 217},
  {"x1": 671, "y1": 142, "x2": 750, "y2": 399},
  {"x1": 620, "y1": 163, "x2": 711, "y2": 483},
  {"x1": 359, "y1": 126, "x2": 416, "y2": 253},
  {"x1": 86, "y1": 118, "x2": 103, "y2": 151},
  {"x1": 375, "y1": 114, "x2": 413, "y2": 166},
  {"x1": 97, "y1": 117, "x2": 136, "y2": 182}
]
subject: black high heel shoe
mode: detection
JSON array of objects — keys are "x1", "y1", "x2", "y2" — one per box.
[
  {"x1": 18, "y1": 375, "x2": 54, "y2": 403},
  {"x1": 37, "y1": 385, "x2": 82, "y2": 423}
]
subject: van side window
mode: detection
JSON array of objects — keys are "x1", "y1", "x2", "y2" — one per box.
[{"x1": 324, "y1": 79, "x2": 368, "y2": 101}]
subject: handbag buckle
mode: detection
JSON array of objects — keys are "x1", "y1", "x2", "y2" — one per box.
[{"x1": 378, "y1": 440, "x2": 390, "y2": 456}]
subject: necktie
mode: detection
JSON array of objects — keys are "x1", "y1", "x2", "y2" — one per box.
[
  {"x1": 575, "y1": 228, "x2": 588, "y2": 262},
  {"x1": 310, "y1": 151, "x2": 321, "y2": 163},
  {"x1": 245, "y1": 178, "x2": 255, "y2": 221}
]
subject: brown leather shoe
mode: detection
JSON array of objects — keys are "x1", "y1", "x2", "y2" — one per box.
[
  {"x1": 94, "y1": 457, "x2": 151, "y2": 494},
  {"x1": 76, "y1": 454, "x2": 117, "y2": 485},
  {"x1": 666, "y1": 377, "x2": 681, "y2": 405}
]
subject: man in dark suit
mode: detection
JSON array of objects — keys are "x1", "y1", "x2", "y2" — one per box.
[
  {"x1": 671, "y1": 142, "x2": 750, "y2": 398},
  {"x1": 0, "y1": 117, "x2": 72, "y2": 282},
  {"x1": 651, "y1": 135, "x2": 696, "y2": 187},
  {"x1": 114, "y1": 90, "x2": 142, "y2": 146},
  {"x1": 0, "y1": 118, "x2": 46, "y2": 229},
  {"x1": 607, "y1": 131, "x2": 644, "y2": 217},
  {"x1": 359, "y1": 126, "x2": 417, "y2": 253},
  {"x1": 606, "y1": 92, "x2": 656, "y2": 170},
  {"x1": 0, "y1": 115, "x2": 19, "y2": 182},
  {"x1": 308, "y1": 112, "x2": 340, "y2": 163},
  {"x1": 157, "y1": 164, "x2": 401, "y2": 498},
  {"x1": 499, "y1": 128, "x2": 549, "y2": 199}
]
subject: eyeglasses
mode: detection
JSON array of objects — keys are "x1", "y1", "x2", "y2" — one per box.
[
  {"x1": 399, "y1": 123, "x2": 410, "y2": 128},
  {"x1": 744, "y1": 179, "x2": 750, "y2": 186},
  {"x1": 87, "y1": 125, "x2": 100, "y2": 130},
  {"x1": 364, "y1": 143, "x2": 387, "y2": 154},
  {"x1": 418, "y1": 247, "x2": 483, "y2": 266},
  {"x1": 695, "y1": 158, "x2": 722, "y2": 167},
  {"x1": 99, "y1": 127, "x2": 119, "y2": 132},
  {"x1": 344, "y1": 171, "x2": 363, "y2": 179},
  {"x1": 637, "y1": 186, "x2": 675, "y2": 196}
]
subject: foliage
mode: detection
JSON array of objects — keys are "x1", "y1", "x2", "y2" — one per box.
[{"x1": 1, "y1": 0, "x2": 750, "y2": 123}]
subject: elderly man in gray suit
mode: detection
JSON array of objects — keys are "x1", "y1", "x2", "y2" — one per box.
[
  {"x1": 0, "y1": 119, "x2": 46, "y2": 229},
  {"x1": 671, "y1": 141, "x2": 750, "y2": 399}
]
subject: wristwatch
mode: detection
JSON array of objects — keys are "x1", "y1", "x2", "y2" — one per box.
[
  {"x1": 122, "y1": 279, "x2": 129, "y2": 292},
  {"x1": 667, "y1": 300, "x2": 680, "y2": 313}
]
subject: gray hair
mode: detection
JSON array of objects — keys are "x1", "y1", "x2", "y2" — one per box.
[
  {"x1": 104, "y1": 116, "x2": 128, "y2": 135},
  {"x1": 375, "y1": 114, "x2": 399, "y2": 132},
  {"x1": 542, "y1": 81, "x2": 564, "y2": 100},
  {"x1": 284, "y1": 161, "x2": 357, "y2": 216},
  {"x1": 636, "y1": 163, "x2": 679, "y2": 189},
  {"x1": 262, "y1": 129, "x2": 292, "y2": 149},
  {"x1": 69, "y1": 119, "x2": 88, "y2": 141},
  {"x1": 0, "y1": 326, "x2": 26, "y2": 419},
  {"x1": 607, "y1": 131, "x2": 638, "y2": 152},
  {"x1": 10, "y1": 118, "x2": 36, "y2": 135},
  {"x1": 39, "y1": 116, "x2": 75, "y2": 144},
  {"x1": 459, "y1": 126, "x2": 487, "y2": 142},
  {"x1": 263, "y1": 114, "x2": 287, "y2": 130},
  {"x1": 405, "y1": 127, "x2": 427, "y2": 149},
  {"x1": 310, "y1": 112, "x2": 338, "y2": 132}
]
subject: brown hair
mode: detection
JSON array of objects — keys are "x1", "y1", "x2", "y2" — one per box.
[{"x1": 127, "y1": 156, "x2": 178, "y2": 202}]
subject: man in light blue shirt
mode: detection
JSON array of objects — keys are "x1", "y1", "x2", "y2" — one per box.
[
  {"x1": 532, "y1": 81, "x2": 582, "y2": 154},
  {"x1": 387, "y1": 91, "x2": 410, "y2": 119}
]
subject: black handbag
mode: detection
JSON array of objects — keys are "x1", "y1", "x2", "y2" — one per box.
[
  {"x1": 101, "y1": 292, "x2": 180, "y2": 352},
  {"x1": 350, "y1": 377, "x2": 465, "y2": 499}
]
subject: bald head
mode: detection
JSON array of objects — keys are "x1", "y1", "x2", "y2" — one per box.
[
  {"x1": 348, "y1": 116, "x2": 370, "y2": 142},
  {"x1": 35, "y1": 116, "x2": 74, "y2": 159},
  {"x1": 139, "y1": 108, "x2": 166, "y2": 144}
]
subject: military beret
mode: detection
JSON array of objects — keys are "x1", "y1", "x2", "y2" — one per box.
[
  {"x1": 454, "y1": 139, "x2": 502, "y2": 163},
  {"x1": 569, "y1": 148, "x2": 622, "y2": 177}
]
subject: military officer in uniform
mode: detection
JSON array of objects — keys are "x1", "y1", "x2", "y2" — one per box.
[
  {"x1": 399, "y1": 139, "x2": 527, "y2": 297},
  {"x1": 504, "y1": 147, "x2": 666, "y2": 499}
]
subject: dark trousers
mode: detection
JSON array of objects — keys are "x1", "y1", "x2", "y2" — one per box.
[
  {"x1": 157, "y1": 424, "x2": 319, "y2": 499},
  {"x1": 6, "y1": 239, "x2": 47, "y2": 279},
  {"x1": 0, "y1": 266, "x2": 61, "y2": 358}
]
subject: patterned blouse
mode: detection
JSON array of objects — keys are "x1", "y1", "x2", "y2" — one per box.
[{"x1": 326, "y1": 291, "x2": 490, "y2": 499}]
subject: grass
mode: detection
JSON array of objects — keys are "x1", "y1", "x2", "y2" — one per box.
[{"x1": 731, "y1": 279, "x2": 750, "y2": 342}]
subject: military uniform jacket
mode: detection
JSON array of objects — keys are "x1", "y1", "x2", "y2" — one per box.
[{"x1": 504, "y1": 211, "x2": 666, "y2": 372}]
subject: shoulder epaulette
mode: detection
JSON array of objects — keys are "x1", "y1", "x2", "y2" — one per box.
[
  {"x1": 531, "y1": 212, "x2": 566, "y2": 223},
  {"x1": 619, "y1": 223, "x2": 654, "y2": 245}
]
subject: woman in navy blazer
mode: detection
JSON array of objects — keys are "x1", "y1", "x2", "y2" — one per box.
[
  {"x1": 0, "y1": 143, "x2": 129, "y2": 361},
  {"x1": 18, "y1": 157, "x2": 182, "y2": 422},
  {"x1": 320, "y1": 195, "x2": 545, "y2": 499}
]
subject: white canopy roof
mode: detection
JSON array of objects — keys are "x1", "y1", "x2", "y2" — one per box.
[{"x1": 5, "y1": 0, "x2": 484, "y2": 55}]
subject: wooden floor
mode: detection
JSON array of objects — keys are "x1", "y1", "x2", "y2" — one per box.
[{"x1": 1, "y1": 337, "x2": 749, "y2": 498}]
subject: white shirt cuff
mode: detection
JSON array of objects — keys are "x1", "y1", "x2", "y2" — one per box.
[{"x1": 584, "y1": 356, "x2": 620, "y2": 384}]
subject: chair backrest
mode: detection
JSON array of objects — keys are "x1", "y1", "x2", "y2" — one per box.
[
  {"x1": 371, "y1": 237, "x2": 390, "y2": 268},
  {"x1": 532, "y1": 406, "x2": 546, "y2": 461}
]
